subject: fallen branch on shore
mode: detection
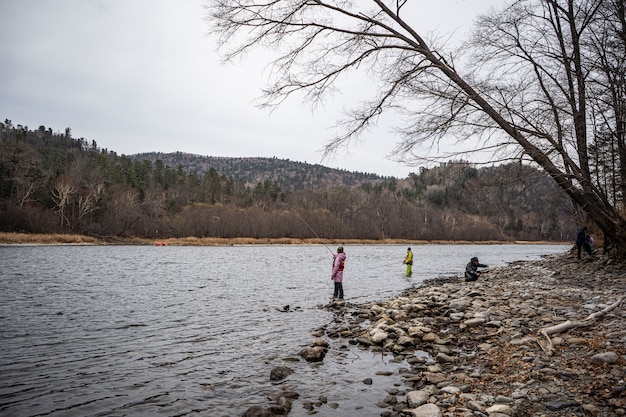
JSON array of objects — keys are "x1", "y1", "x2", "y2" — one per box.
[{"x1": 536, "y1": 296, "x2": 626, "y2": 355}]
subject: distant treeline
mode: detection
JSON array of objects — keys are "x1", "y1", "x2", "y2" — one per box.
[{"x1": 0, "y1": 120, "x2": 578, "y2": 241}]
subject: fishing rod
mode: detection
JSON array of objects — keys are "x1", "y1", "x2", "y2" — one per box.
[{"x1": 290, "y1": 206, "x2": 335, "y2": 256}]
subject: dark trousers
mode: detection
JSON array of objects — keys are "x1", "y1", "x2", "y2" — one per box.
[
  {"x1": 333, "y1": 282, "x2": 344, "y2": 298},
  {"x1": 577, "y1": 242, "x2": 592, "y2": 259},
  {"x1": 465, "y1": 273, "x2": 478, "y2": 282}
]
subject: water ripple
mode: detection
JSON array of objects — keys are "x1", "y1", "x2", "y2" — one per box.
[{"x1": 0, "y1": 243, "x2": 567, "y2": 416}]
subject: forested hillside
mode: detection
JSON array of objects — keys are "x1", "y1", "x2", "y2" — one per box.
[
  {"x1": 0, "y1": 121, "x2": 578, "y2": 241},
  {"x1": 131, "y1": 152, "x2": 387, "y2": 190}
]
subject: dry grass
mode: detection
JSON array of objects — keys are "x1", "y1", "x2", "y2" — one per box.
[
  {"x1": 152, "y1": 237, "x2": 431, "y2": 246},
  {"x1": 0, "y1": 232, "x2": 101, "y2": 245},
  {"x1": 0, "y1": 232, "x2": 568, "y2": 246}
]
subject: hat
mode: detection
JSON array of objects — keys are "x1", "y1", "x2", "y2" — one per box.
[
  {"x1": 337, "y1": 246, "x2": 344, "y2": 253},
  {"x1": 407, "y1": 247, "x2": 411, "y2": 250},
  {"x1": 471, "y1": 257, "x2": 478, "y2": 262}
]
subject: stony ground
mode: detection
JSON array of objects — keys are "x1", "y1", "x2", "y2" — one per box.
[{"x1": 318, "y1": 252, "x2": 626, "y2": 417}]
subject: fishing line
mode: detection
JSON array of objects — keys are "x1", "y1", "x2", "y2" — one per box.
[{"x1": 290, "y1": 206, "x2": 334, "y2": 256}]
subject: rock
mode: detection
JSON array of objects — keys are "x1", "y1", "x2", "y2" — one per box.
[
  {"x1": 356, "y1": 336, "x2": 373, "y2": 346},
  {"x1": 397, "y1": 335, "x2": 415, "y2": 345},
  {"x1": 408, "y1": 326, "x2": 424, "y2": 337},
  {"x1": 545, "y1": 399, "x2": 580, "y2": 410},
  {"x1": 422, "y1": 371, "x2": 447, "y2": 384},
  {"x1": 371, "y1": 329, "x2": 389, "y2": 343},
  {"x1": 439, "y1": 385, "x2": 460, "y2": 394},
  {"x1": 241, "y1": 406, "x2": 277, "y2": 417},
  {"x1": 266, "y1": 405, "x2": 288, "y2": 415},
  {"x1": 477, "y1": 342, "x2": 493, "y2": 351},
  {"x1": 494, "y1": 395, "x2": 513, "y2": 403},
  {"x1": 449, "y1": 312, "x2": 465, "y2": 321},
  {"x1": 383, "y1": 394, "x2": 397, "y2": 404},
  {"x1": 267, "y1": 390, "x2": 299, "y2": 401},
  {"x1": 422, "y1": 332, "x2": 438, "y2": 342},
  {"x1": 269, "y1": 366, "x2": 293, "y2": 381},
  {"x1": 299, "y1": 346, "x2": 326, "y2": 362},
  {"x1": 407, "y1": 403, "x2": 442, "y2": 417},
  {"x1": 311, "y1": 338, "x2": 329, "y2": 348},
  {"x1": 467, "y1": 400, "x2": 486, "y2": 412},
  {"x1": 485, "y1": 404, "x2": 512, "y2": 415},
  {"x1": 590, "y1": 351, "x2": 619, "y2": 365},
  {"x1": 448, "y1": 299, "x2": 470, "y2": 311},
  {"x1": 581, "y1": 403, "x2": 602, "y2": 416},
  {"x1": 317, "y1": 253, "x2": 626, "y2": 417},
  {"x1": 435, "y1": 352, "x2": 456, "y2": 363},
  {"x1": 406, "y1": 390, "x2": 429, "y2": 408},
  {"x1": 426, "y1": 364, "x2": 442, "y2": 373},
  {"x1": 311, "y1": 329, "x2": 325, "y2": 337},
  {"x1": 276, "y1": 397, "x2": 293, "y2": 413},
  {"x1": 463, "y1": 317, "x2": 486, "y2": 327}
]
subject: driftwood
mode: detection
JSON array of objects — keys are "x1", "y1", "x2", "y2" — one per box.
[{"x1": 536, "y1": 296, "x2": 626, "y2": 355}]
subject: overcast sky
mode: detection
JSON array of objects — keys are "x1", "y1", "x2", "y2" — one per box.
[{"x1": 0, "y1": 0, "x2": 502, "y2": 178}]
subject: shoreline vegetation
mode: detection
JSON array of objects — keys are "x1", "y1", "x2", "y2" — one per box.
[{"x1": 0, "y1": 232, "x2": 570, "y2": 247}]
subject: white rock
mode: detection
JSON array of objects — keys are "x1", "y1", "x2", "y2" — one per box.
[
  {"x1": 449, "y1": 312, "x2": 465, "y2": 321},
  {"x1": 463, "y1": 317, "x2": 486, "y2": 327},
  {"x1": 370, "y1": 329, "x2": 388, "y2": 343},
  {"x1": 485, "y1": 404, "x2": 512, "y2": 415},
  {"x1": 406, "y1": 390, "x2": 429, "y2": 407},
  {"x1": 408, "y1": 403, "x2": 442, "y2": 417}
]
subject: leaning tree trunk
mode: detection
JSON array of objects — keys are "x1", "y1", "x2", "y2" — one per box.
[{"x1": 423, "y1": 47, "x2": 626, "y2": 260}]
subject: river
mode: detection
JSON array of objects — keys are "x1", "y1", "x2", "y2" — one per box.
[{"x1": 0, "y1": 243, "x2": 568, "y2": 416}]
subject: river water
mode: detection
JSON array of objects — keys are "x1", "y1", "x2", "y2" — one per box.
[{"x1": 0, "y1": 243, "x2": 568, "y2": 416}]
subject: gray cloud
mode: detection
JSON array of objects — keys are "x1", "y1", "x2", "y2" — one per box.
[{"x1": 0, "y1": 0, "x2": 499, "y2": 177}]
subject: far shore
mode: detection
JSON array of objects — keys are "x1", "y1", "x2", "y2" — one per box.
[{"x1": 0, "y1": 232, "x2": 570, "y2": 247}]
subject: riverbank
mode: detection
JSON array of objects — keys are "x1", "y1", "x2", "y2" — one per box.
[
  {"x1": 0, "y1": 232, "x2": 567, "y2": 247},
  {"x1": 250, "y1": 252, "x2": 626, "y2": 417}
]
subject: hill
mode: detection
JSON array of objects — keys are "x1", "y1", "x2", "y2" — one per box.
[{"x1": 129, "y1": 152, "x2": 388, "y2": 190}]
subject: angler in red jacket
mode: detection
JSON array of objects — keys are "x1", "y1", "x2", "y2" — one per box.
[{"x1": 331, "y1": 246, "x2": 346, "y2": 299}]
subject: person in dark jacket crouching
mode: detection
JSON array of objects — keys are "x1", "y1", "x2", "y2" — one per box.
[{"x1": 465, "y1": 257, "x2": 488, "y2": 282}]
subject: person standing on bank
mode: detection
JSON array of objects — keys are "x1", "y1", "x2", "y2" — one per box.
[
  {"x1": 403, "y1": 247, "x2": 413, "y2": 276},
  {"x1": 576, "y1": 227, "x2": 591, "y2": 259},
  {"x1": 331, "y1": 246, "x2": 346, "y2": 299},
  {"x1": 465, "y1": 257, "x2": 488, "y2": 282}
]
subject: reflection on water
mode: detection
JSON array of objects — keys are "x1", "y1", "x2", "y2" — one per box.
[{"x1": 0, "y1": 244, "x2": 567, "y2": 416}]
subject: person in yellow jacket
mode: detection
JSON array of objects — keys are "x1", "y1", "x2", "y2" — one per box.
[{"x1": 403, "y1": 247, "x2": 413, "y2": 276}]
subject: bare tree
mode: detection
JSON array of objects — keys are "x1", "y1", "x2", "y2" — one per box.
[
  {"x1": 77, "y1": 181, "x2": 105, "y2": 221},
  {"x1": 587, "y1": 0, "x2": 626, "y2": 205},
  {"x1": 50, "y1": 175, "x2": 76, "y2": 228},
  {"x1": 206, "y1": 0, "x2": 626, "y2": 258}
]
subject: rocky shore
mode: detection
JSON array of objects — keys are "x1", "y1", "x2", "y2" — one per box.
[{"x1": 245, "y1": 252, "x2": 625, "y2": 417}]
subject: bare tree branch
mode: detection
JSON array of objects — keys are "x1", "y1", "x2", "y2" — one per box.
[{"x1": 206, "y1": 0, "x2": 626, "y2": 258}]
